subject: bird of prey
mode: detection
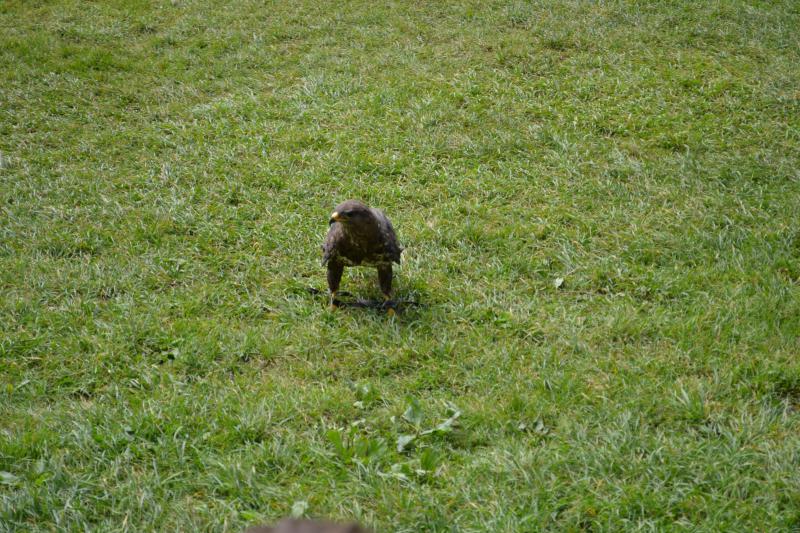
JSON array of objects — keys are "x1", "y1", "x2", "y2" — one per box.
[{"x1": 321, "y1": 200, "x2": 403, "y2": 312}]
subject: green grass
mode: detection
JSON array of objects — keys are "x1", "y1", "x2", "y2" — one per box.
[{"x1": 2, "y1": 0, "x2": 800, "y2": 530}]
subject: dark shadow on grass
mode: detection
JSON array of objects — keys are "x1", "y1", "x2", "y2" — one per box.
[{"x1": 305, "y1": 286, "x2": 424, "y2": 314}]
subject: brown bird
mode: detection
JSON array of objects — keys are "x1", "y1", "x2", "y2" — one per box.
[
  {"x1": 246, "y1": 518, "x2": 369, "y2": 533},
  {"x1": 322, "y1": 200, "x2": 403, "y2": 312}
]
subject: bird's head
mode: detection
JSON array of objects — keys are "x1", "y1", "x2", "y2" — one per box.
[{"x1": 329, "y1": 200, "x2": 371, "y2": 226}]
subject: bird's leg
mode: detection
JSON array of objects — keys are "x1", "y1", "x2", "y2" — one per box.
[
  {"x1": 377, "y1": 264, "x2": 394, "y2": 315},
  {"x1": 327, "y1": 262, "x2": 344, "y2": 310},
  {"x1": 377, "y1": 264, "x2": 393, "y2": 300}
]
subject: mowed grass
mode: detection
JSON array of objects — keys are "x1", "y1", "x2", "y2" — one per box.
[{"x1": 1, "y1": 0, "x2": 800, "y2": 530}]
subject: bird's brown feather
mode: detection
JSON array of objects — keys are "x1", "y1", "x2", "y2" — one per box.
[
  {"x1": 321, "y1": 200, "x2": 403, "y2": 305},
  {"x1": 322, "y1": 201, "x2": 401, "y2": 267}
]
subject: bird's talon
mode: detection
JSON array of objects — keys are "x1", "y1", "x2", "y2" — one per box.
[{"x1": 382, "y1": 295, "x2": 396, "y2": 315}]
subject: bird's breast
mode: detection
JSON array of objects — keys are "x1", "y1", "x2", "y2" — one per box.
[{"x1": 338, "y1": 254, "x2": 391, "y2": 267}]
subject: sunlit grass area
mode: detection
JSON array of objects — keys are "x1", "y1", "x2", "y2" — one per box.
[{"x1": 1, "y1": 0, "x2": 799, "y2": 530}]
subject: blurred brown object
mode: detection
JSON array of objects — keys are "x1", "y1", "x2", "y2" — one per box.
[{"x1": 246, "y1": 518, "x2": 370, "y2": 533}]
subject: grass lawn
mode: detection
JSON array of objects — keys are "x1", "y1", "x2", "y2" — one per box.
[{"x1": 2, "y1": 0, "x2": 800, "y2": 530}]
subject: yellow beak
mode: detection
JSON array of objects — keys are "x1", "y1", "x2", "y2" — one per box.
[{"x1": 329, "y1": 211, "x2": 342, "y2": 224}]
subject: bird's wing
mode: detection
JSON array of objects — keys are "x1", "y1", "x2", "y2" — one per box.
[
  {"x1": 373, "y1": 209, "x2": 403, "y2": 263},
  {"x1": 321, "y1": 226, "x2": 340, "y2": 265}
]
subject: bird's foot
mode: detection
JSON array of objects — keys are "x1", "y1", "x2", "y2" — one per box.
[
  {"x1": 329, "y1": 292, "x2": 338, "y2": 310},
  {"x1": 382, "y1": 294, "x2": 395, "y2": 316}
]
